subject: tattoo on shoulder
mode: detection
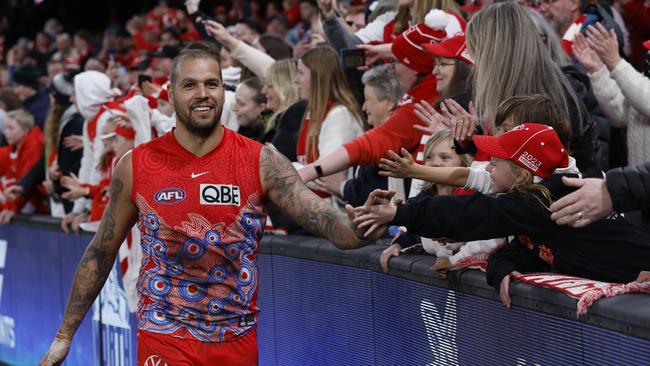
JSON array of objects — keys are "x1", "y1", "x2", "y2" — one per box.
[{"x1": 260, "y1": 147, "x2": 359, "y2": 248}]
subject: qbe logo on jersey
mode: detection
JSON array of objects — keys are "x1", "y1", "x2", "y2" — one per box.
[{"x1": 200, "y1": 184, "x2": 241, "y2": 206}]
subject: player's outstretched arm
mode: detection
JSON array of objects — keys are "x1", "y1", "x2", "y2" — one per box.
[
  {"x1": 40, "y1": 153, "x2": 138, "y2": 366},
  {"x1": 260, "y1": 146, "x2": 370, "y2": 249}
]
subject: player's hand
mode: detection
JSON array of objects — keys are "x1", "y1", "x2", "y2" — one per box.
[
  {"x1": 378, "y1": 148, "x2": 418, "y2": 179},
  {"x1": 40, "y1": 333, "x2": 72, "y2": 366},
  {"x1": 354, "y1": 190, "x2": 401, "y2": 237},
  {"x1": 380, "y1": 243, "x2": 401, "y2": 273}
]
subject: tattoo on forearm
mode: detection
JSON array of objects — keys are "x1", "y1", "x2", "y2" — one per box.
[
  {"x1": 60, "y1": 178, "x2": 125, "y2": 335},
  {"x1": 260, "y1": 148, "x2": 362, "y2": 248}
]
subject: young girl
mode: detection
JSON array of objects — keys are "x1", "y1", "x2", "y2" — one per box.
[
  {"x1": 358, "y1": 123, "x2": 650, "y2": 307},
  {"x1": 380, "y1": 130, "x2": 494, "y2": 272},
  {"x1": 380, "y1": 130, "x2": 506, "y2": 274}
]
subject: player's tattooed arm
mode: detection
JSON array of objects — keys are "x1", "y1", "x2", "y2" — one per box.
[
  {"x1": 260, "y1": 146, "x2": 369, "y2": 249},
  {"x1": 58, "y1": 152, "x2": 138, "y2": 338}
]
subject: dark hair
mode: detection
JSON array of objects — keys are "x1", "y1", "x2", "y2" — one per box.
[
  {"x1": 236, "y1": 18, "x2": 263, "y2": 35},
  {"x1": 0, "y1": 88, "x2": 23, "y2": 111},
  {"x1": 267, "y1": 14, "x2": 288, "y2": 27},
  {"x1": 494, "y1": 94, "x2": 572, "y2": 150},
  {"x1": 435, "y1": 59, "x2": 471, "y2": 108},
  {"x1": 258, "y1": 34, "x2": 292, "y2": 61},
  {"x1": 74, "y1": 30, "x2": 92, "y2": 42},
  {"x1": 170, "y1": 42, "x2": 221, "y2": 86},
  {"x1": 240, "y1": 77, "x2": 267, "y2": 104},
  {"x1": 161, "y1": 27, "x2": 180, "y2": 41}
]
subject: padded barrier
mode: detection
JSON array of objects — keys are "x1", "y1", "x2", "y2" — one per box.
[{"x1": 0, "y1": 215, "x2": 648, "y2": 365}]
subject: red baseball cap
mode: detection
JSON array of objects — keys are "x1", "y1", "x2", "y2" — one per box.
[
  {"x1": 115, "y1": 125, "x2": 136, "y2": 140},
  {"x1": 423, "y1": 34, "x2": 474, "y2": 65},
  {"x1": 473, "y1": 123, "x2": 569, "y2": 178},
  {"x1": 391, "y1": 9, "x2": 465, "y2": 73}
]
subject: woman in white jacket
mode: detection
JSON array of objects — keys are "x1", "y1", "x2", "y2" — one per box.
[
  {"x1": 296, "y1": 45, "x2": 366, "y2": 197},
  {"x1": 573, "y1": 24, "x2": 650, "y2": 166},
  {"x1": 62, "y1": 71, "x2": 122, "y2": 233}
]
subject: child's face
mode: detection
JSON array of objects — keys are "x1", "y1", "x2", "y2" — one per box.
[
  {"x1": 425, "y1": 140, "x2": 462, "y2": 168},
  {"x1": 100, "y1": 124, "x2": 116, "y2": 150},
  {"x1": 114, "y1": 135, "x2": 134, "y2": 160},
  {"x1": 495, "y1": 117, "x2": 517, "y2": 136},
  {"x1": 487, "y1": 158, "x2": 519, "y2": 193},
  {"x1": 495, "y1": 116, "x2": 517, "y2": 136}
]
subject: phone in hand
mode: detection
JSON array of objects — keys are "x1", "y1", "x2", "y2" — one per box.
[
  {"x1": 340, "y1": 48, "x2": 366, "y2": 69},
  {"x1": 138, "y1": 74, "x2": 153, "y2": 88}
]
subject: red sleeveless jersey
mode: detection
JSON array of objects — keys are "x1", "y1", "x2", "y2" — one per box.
[{"x1": 131, "y1": 127, "x2": 266, "y2": 343}]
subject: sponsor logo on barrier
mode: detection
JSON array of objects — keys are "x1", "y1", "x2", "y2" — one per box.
[
  {"x1": 200, "y1": 184, "x2": 240, "y2": 206},
  {"x1": 421, "y1": 291, "x2": 458, "y2": 366},
  {"x1": 155, "y1": 188, "x2": 186, "y2": 205},
  {"x1": 92, "y1": 265, "x2": 133, "y2": 365},
  {"x1": 0, "y1": 239, "x2": 16, "y2": 349}
]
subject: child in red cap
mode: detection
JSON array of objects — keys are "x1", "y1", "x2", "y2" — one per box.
[{"x1": 355, "y1": 123, "x2": 650, "y2": 308}]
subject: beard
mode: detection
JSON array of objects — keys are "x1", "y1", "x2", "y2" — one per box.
[{"x1": 174, "y1": 97, "x2": 223, "y2": 138}]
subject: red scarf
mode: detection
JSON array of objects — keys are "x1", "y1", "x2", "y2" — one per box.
[{"x1": 296, "y1": 99, "x2": 337, "y2": 164}]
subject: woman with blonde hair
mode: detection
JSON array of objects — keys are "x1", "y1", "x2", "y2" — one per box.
[
  {"x1": 0, "y1": 109, "x2": 47, "y2": 223},
  {"x1": 296, "y1": 45, "x2": 366, "y2": 195},
  {"x1": 465, "y1": 1, "x2": 601, "y2": 177},
  {"x1": 266, "y1": 59, "x2": 307, "y2": 162}
]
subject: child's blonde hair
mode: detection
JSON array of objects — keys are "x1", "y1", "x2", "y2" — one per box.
[
  {"x1": 421, "y1": 129, "x2": 472, "y2": 194},
  {"x1": 502, "y1": 159, "x2": 554, "y2": 209}
]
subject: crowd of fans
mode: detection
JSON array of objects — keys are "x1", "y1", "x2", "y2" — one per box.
[{"x1": 0, "y1": 0, "x2": 649, "y2": 302}]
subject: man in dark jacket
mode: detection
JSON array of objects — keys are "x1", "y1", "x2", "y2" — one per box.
[
  {"x1": 12, "y1": 64, "x2": 50, "y2": 128},
  {"x1": 550, "y1": 162, "x2": 650, "y2": 227}
]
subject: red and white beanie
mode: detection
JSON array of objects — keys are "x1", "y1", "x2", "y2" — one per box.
[{"x1": 391, "y1": 10, "x2": 465, "y2": 74}]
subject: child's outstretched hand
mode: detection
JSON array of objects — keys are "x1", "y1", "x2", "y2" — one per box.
[{"x1": 379, "y1": 148, "x2": 419, "y2": 179}]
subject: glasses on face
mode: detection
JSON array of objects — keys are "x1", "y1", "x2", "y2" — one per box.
[{"x1": 434, "y1": 60, "x2": 456, "y2": 69}]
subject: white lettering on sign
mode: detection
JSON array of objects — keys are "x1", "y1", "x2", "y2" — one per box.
[
  {"x1": 421, "y1": 291, "x2": 459, "y2": 366},
  {"x1": 0, "y1": 316, "x2": 15, "y2": 348},
  {"x1": 0, "y1": 239, "x2": 15, "y2": 349}
]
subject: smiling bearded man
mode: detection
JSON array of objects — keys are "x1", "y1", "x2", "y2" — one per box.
[{"x1": 40, "y1": 42, "x2": 373, "y2": 366}]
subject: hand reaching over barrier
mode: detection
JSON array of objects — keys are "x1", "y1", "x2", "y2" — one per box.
[{"x1": 353, "y1": 189, "x2": 400, "y2": 238}]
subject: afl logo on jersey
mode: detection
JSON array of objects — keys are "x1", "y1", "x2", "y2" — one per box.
[
  {"x1": 200, "y1": 184, "x2": 241, "y2": 206},
  {"x1": 155, "y1": 188, "x2": 186, "y2": 204}
]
